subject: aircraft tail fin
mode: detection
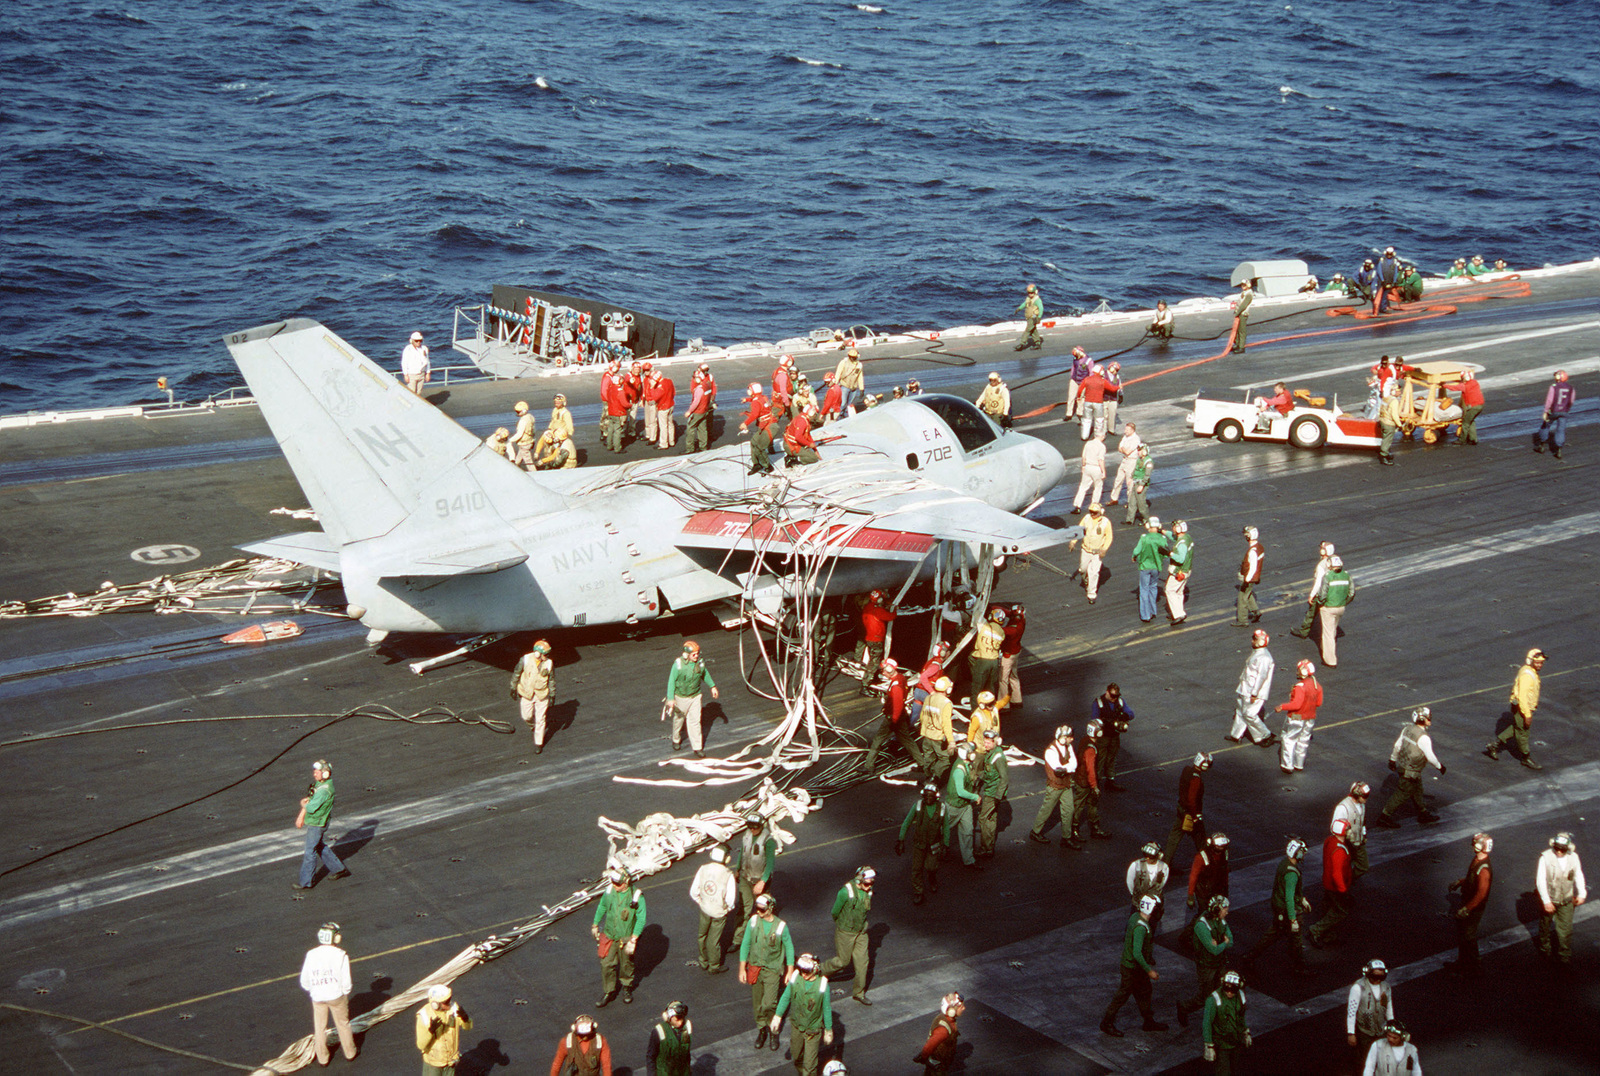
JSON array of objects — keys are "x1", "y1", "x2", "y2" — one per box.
[{"x1": 224, "y1": 319, "x2": 569, "y2": 546}]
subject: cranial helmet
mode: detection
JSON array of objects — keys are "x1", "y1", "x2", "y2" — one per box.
[
  {"x1": 922, "y1": 781, "x2": 940, "y2": 799},
  {"x1": 1363, "y1": 959, "x2": 1388, "y2": 979},
  {"x1": 683, "y1": 640, "x2": 701, "y2": 656},
  {"x1": 665, "y1": 1000, "x2": 688, "y2": 1020},
  {"x1": 1209, "y1": 895, "x2": 1230, "y2": 914},
  {"x1": 881, "y1": 657, "x2": 898, "y2": 673},
  {"x1": 1384, "y1": 1020, "x2": 1408, "y2": 1041},
  {"x1": 749, "y1": 382, "x2": 762, "y2": 395},
  {"x1": 988, "y1": 607, "x2": 1007, "y2": 624},
  {"x1": 823, "y1": 1062, "x2": 850, "y2": 1076},
  {"x1": 1194, "y1": 751, "x2": 1213, "y2": 769},
  {"x1": 941, "y1": 992, "x2": 964, "y2": 1017},
  {"x1": 1350, "y1": 782, "x2": 1370, "y2": 798},
  {"x1": 1412, "y1": 707, "x2": 1431, "y2": 724},
  {"x1": 317, "y1": 922, "x2": 341, "y2": 946},
  {"x1": 857, "y1": 866, "x2": 877, "y2": 884},
  {"x1": 574, "y1": 1015, "x2": 597, "y2": 1035},
  {"x1": 1209, "y1": 831, "x2": 1230, "y2": 848},
  {"x1": 1550, "y1": 832, "x2": 1575, "y2": 852},
  {"x1": 429, "y1": 984, "x2": 452, "y2": 1003},
  {"x1": 955, "y1": 741, "x2": 976, "y2": 760},
  {"x1": 934, "y1": 676, "x2": 953, "y2": 693},
  {"x1": 533, "y1": 639, "x2": 551, "y2": 654},
  {"x1": 755, "y1": 893, "x2": 776, "y2": 911},
  {"x1": 976, "y1": 690, "x2": 996, "y2": 706},
  {"x1": 1056, "y1": 725, "x2": 1073, "y2": 742},
  {"x1": 1174, "y1": 520, "x2": 1188, "y2": 534},
  {"x1": 1286, "y1": 837, "x2": 1308, "y2": 859},
  {"x1": 1086, "y1": 718, "x2": 1103, "y2": 738},
  {"x1": 1141, "y1": 841, "x2": 1161, "y2": 858},
  {"x1": 1329, "y1": 555, "x2": 1343, "y2": 569},
  {"x1": 1243, "y1": 525, "x2": 1259, "y2": 541},
  {"x1": 709, "y1": 845, "x2": 728, "y2": 864},
  {"x1": 1221, "y1": 970, "x2": 1243, "y2": 989},
  {"x1": 1472, "y1": 832, "x2": 1494, "y2": 854},
  {"x1": 797, "y1": 953, "x2": 819, "y2": 973},
  {"x1": 1252, "y1": 629, "x2": 1270, "y2": 648},
  {"x1": 1298, "y1": 659, "x2": 1315, "y2": 677}
]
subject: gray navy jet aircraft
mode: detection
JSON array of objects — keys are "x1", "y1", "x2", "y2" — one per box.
[{"x1": 224, "y1": 319, "x2": 1068, "y2": 636}]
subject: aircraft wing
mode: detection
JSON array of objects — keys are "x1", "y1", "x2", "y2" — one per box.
[
  {"x1": 239, "y1": 532, "x2": 342, "y2": 572},
  {"x1": 676, "y1": 488, "x2": 1067, "y2": 562}
]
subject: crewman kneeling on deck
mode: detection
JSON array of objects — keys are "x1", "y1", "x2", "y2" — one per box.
[
  {"x1": 486, "y1": 427, "x2": 511, "y2": 458},
  {"x1": 535, "y1": 427, "x2": 577, "y2": 470},
  {"x1": 784, "y1": 408, "x2": 821, "y2": 466},
  {"x1": 1150, "y1": 299, "x2": 1174, "y2": 340}
]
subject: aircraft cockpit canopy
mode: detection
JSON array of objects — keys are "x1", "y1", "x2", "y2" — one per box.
[{"x1": 918, "y1": 395, "x2": 1001, "y2": 453}]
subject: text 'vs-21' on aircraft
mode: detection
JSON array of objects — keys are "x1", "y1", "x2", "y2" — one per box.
[{"x1": 224, "y1": 319, "x2": 1068, "y2": 637}]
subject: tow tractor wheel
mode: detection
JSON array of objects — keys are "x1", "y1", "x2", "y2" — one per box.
[
  {"x1": 1215, "y1": 419, "x2": 1245, "y2": 443},
  {"x1": 1288, "y1": 416, "x2": 1328, "y2": 449},
  {"x1": 1423, "y1": 428, "x2": 1439, "y2": 445}
]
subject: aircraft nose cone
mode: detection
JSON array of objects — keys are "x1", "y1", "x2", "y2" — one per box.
[{"x1": 1032, "y1": 441, "x2": 1067, "y2": 492}]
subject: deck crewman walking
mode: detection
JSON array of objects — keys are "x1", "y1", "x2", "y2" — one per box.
[
  {"x1": 593, "y1": 867, "x2": 646, "y2": 1007},
  {"x1": 741, "y1": 892, "x2": 793, "y2": 1051},
  {"x1": 510, "y1": 639, "x2": 555, "y2": 754},
  {"x1": 1015, "y1": 284, "x2": 1043, "y2": 351},
  {"x1": 821, "y1": 867, "x2": 876, "y2": 1005},
  {"x1": 294, "y1": 759, "x2": 349, "y2": 889},
  {"x1": 665, "y1": 640, "x2": 718, "y2": 758}
]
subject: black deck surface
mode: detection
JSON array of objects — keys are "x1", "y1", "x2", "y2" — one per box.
[{"x1": 3, "y1": 272, "x2": 1598, "y2": 1074}]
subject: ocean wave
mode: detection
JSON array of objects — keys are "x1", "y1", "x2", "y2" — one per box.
[
  {"x1": 1, "y1": 0, "x2": 1597, "y2": 411},
  {"x1": 783, "y1": 55, "x2": 845, "y2": 69}
]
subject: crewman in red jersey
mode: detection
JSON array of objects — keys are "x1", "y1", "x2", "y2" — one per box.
[{"x1": 784, "y1": 408, "x2": 820, "y2": 465}]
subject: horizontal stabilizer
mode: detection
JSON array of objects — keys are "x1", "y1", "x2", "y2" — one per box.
[
  {"x1": 361, "y1": 539, "x2": 529, "y2": 579},
  {"x1": 239, "y1": 532, "x2": 342, "y2": 572}
]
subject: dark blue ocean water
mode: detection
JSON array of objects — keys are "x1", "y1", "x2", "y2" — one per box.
[{"x1": 2, "y1": 0, "x2": 1597, "y2": 413}]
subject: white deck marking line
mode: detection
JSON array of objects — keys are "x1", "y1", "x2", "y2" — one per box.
[
  {"x1": 1227, "y1": 320, "x2": 1600, "y2": 389},
  {"x1": 1360, "y1": 511, "x2": 1600, "y2": 588},
  {"x1": 694, "y1": 761, "x2": 1600, "y2": 1075},
  {"x1": 1405, "y1": 320, "x2": 1600, "y2": 359},
  {"x1": 0, "y1": 725, "x2": 772, "y2": 932}
]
